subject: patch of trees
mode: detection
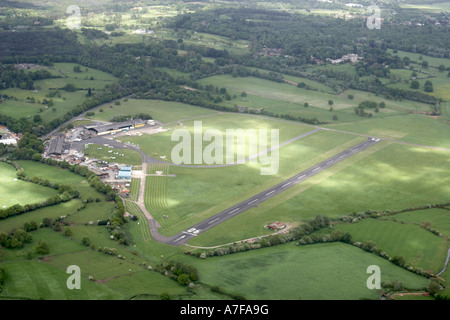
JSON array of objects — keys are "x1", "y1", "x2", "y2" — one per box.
[
  {"x1": 0, "y1": 265, "x2": 5, "y2": 289},
  {"x1": 9, "y1": 133, "x2": 43, "y2": 160},
  {"x1": 155, "y1": 261, "x2": 199, "y2": 286},
  {"x1": 0, "y1": 29, "x2": 81, "y2": 62},
  {"x1": 187, "y1": 214, "x2": 340, "y2": 258},
  {"x1": 0, "y1": 64, "x2": 53, "y2": 90},
  {"x1": 0, "y1": 228, "x2": 32, "y2": 249},
  {"x1": 167, "y1": 7, "x2": 450, "y2": 61},
  {"x1": 0, "y1": 169, "x2": 80, "y2": 221},
  {"x1": 0, "y1": 15, "x2": 53, "y2": 30},
  {"x1": 81, "y1": 28, "x2": 109, "y2": 40},
  {"x1": 34, "y1": 239, "x2": 49, "y2": 255},
  {"x1": 110, "y1": 113, "x2": 152, "y2": 122},
  {"x1": 106, "y1": 196, "x2": 129, "y2": 245}
]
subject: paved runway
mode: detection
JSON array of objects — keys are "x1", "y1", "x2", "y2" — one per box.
[{"x1": 166, "y1": 137, "x2": 380, "y2": 246}]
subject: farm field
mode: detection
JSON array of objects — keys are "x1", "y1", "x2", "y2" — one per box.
[
  {"x1": 335, "y1": 219, "x2": 448, "y2": 273},
  {"x1": 63, "y1": 201, "x2": 115, "y2": 225},
  {"x1": 189, "y1": 242, "x2": 429, "y2": 300},
  {"x1": 325, "y1": 114, "x2": 450, "y2": 149},
  {"x1": 0, "y1": 63, "x2": 118, "y2": 123},
  {"x1": 0, "y1": 260, "x2": 123, "y2": 300},
  {"x1": 0, "y1": 199, "x2": 84, "y2": 234},
  {"x1": 386, "y1": 50, "x2": 450, "y2": 100},
  {"x1": 0, "y1": 161, "x2": 57, "y2": 208},
  {"x1": 88, "y1": 99, "x2": 216, "y2": 124},
  {"x1": 383, "y1": 208, "x2": 450, "y2": 238},
  {"x1": 16, "y1": 160, "x2": 105, "y2": 199},
  {"x1": 198, "y1": 75, "x2": 432, "y2": 123}
]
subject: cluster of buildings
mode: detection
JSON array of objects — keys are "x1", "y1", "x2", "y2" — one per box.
[
  {"x1": 259, "y1": 47, "x2": 284, "y2": 57},
  {"x1": 264, "y1": 222, "x2": 286, "y2": 231},
  {"x1": 41, "y1": 119, "x2": 158, "y2": 196},
  {"x1": 84, "y1": 119, "x2": 153, "y2": 136},
  {"x1": 0, "y1": 128, "x2": 19, "y2": 146},
  {"x1": 46, "y1": 133, "x2": 67, "y2": 156},
  {"x1": 327, "y1": 53, "x2": 362, "y2": 64}
]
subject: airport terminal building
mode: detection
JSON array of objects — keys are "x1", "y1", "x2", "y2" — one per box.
[{"x1": 84, "y1": 119, "x2": 151, "y2": 136}]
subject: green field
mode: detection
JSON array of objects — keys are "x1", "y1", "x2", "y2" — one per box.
[
  {"x1": 84, "y1": 143, "x2": 142, "y2": 166},
  {"x1": 63, "y1": 201, "x2": 115, "y2": 225},
  {"x1": 120, "y1": 112, "x2": 317, "y2": 165},
  {"x1": 188, "y1": 141, "x2": 450, "y2": 246},
  {"x1": 0, "y1": 161, "x2": 57, "y2": 208},
  {"x1": 335, "y1": 219, "x2": 448, "y2": 273},
  {"x1": 0, "y1": 260, "x2": 123, "y2": 300},
  {"x1": 89, "y1": 99, "x2": 216, "y2": 124},
  {"x1": 386, "y1": 50, "x2": 450, "y2": 100},
  {"x1": 190, "y1": 242, "x2": 429, "y2": 300},
  {"x1": 326, "y1": 114, "x2": 450, "y2": 149},
  {"x1": 0, "y1": 63, "x2": 118, "y2": 123},
  {"x1": 16, "y1": 160, "x2": 105, "y2": 199},
  {"x1": 0, "y1": 199, "x2": 84, "y2": 234},
  {"x1": 384, "y1": 208, "x2": 450, "y2": 238},
  {"x1": 197, "y1": 74, "x2": 432, "y2": 124},
  {"x1": 147, "y1": 131, "x2": 362, "y2": 235}
]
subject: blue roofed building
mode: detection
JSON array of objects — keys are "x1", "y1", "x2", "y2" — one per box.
[{"x1": 117, "y1": 166, "x2": 132, "y2": 180}]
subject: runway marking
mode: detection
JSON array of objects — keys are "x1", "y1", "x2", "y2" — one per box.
[
  {"x1": 229, "y1": 208, "x2": 240, "y2": 214},
  {"x1": 266, "y1": 190, "x2": 276, "y2": 196},
  {"x1": 208, "y1": 218, "x2": 220, "y2": 224},
  {"x1": 248, "y1": 199, "x2": 258, "y2": 205},
  {"x1": 297, "y1": 174, "x2": 306, "y2": 180},
  {"x1": 174, "y1": 235, "x2": 186, "y2": 242},
  {"x1": 312, "y1": 167, "x2": 320, "y2": 172},
  {"x1": 282, "y1": 182, "x2": 291, "y2": 188}
]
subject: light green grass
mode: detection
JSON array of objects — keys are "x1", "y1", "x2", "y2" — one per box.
[
  {"x1": 84, "y1": 143, "x2": 142, "y2": 166},
  {"x1": 45, "y1": 249, "x2": 138, "y2": 281},
  {"x1": 64, "y1": 201, "x2": 115, "y2": 225},
  {"x1": 160, "y1": 131, "x2": 362, "y2": 236},
  {"x1": 124, "y1": 201, "x2": 152, "y2": 243},
  {"x1": 191, "y1": 242, "x2": 429, "y2": 300},
  {"x1": 198, "y1": 75, "x2": 356, "y2": 110},
  {"x1": 0, "y1": 161, "x2": 57, "y2": 208},
  {"x1": 384, "y1": 208, "x2": 450, "y2": 238},
  {"x1": 120, "y1": 112, "x2": 316, "y2": 165},
  {"x1": 0, "y1": 260, "x2": 124, "y2": 300},
  {"x1": 326, "y1": 114, "x2": 450, "y2": 149},
  {"x1": 16, "y1": 160, "x2": 105, "y2": 199},
  {"x1": 101, "y1": 269, "x2": 187, "y2": 299},
  {"x1": 189, "y1": 141, "x2": 450, "y2": 246},
  {"x1": 89, "y1": 99, "x2": 216, "y2": 124},
  {"x1": 130, "y1": 178, "x2": 140, "y2": 202}
]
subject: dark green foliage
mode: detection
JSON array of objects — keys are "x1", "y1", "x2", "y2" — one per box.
[
  {"x1": 110, "y1": 113, "x2": 152, "y2": 122},
  {"x1": 0, "y1": 229, "x2": 33, "y2": 249},
  {"x1": 34, "y1": 239, "x2": 50, "y2": 255}
]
